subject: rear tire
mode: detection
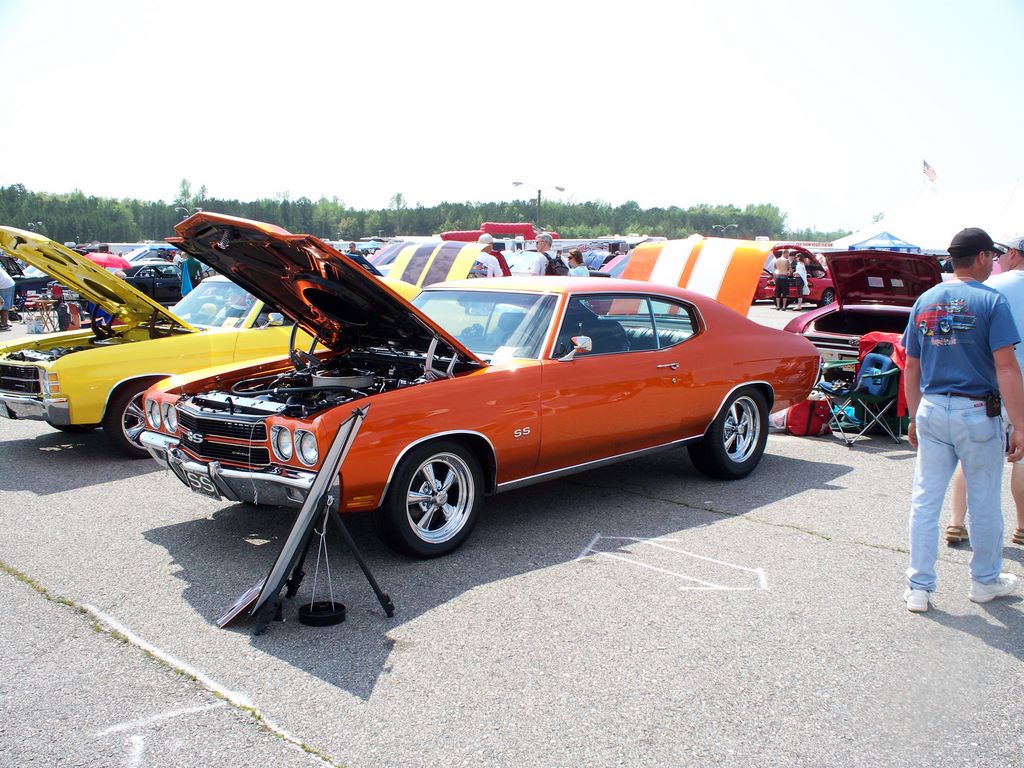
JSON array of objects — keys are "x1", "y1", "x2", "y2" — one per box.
[
  {"x1": 102, "y1": 380, "x2": 159, "y2": 459},
  {"x1": 688, "y1": 389, "x2": 768, "y2": 480},
  {"x1": 820, "y1": 288, "x2": 835, "y2": 306},
  {"x1": 375, "y1": 440, "x2": 483, "y2": 558}
]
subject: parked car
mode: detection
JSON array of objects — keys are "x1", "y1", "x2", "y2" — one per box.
[
  {"x1": 0, "y1": 228, "x2": 419, "y2": 458},
  {"x1": 372, "y1": 240, "x2": 511, "y2": 283},
  {"x1": 753, "y1": 246, "x2": 835, "y2": 306},
  {"x1": 0, "y1": 228, "x2": 314, "y2": 457},
  {"x1": 120, "y1": 260, "x2": 182, "y2": 304},
  {"x1": 124, "y1": 244, "x2": 180, "y2": 263},
  {"x1": 782, "y1": 250, "x2": 942, "y2": 362},
  {"x1": 139, "y1": 213, "x2": 820, "y2": 558}
]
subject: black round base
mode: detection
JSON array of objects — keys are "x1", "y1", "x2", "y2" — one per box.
[{"x1": 298, "y1": 601, "x2": 346, "y2": 626}]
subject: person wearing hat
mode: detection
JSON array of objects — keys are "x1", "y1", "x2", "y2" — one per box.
[
  {"x1": 946, "y1": 233, "x2": 1024, "y2": 548},
  {"x1": 901, "y1": 227, "x2": 1024, "y2": 612},
  {"x1": 474, "y1": 234, "x2": 503, "y2": 278}
]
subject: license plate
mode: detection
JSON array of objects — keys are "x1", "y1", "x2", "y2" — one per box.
[{"x1": 183, "y1": 468, "x2": 220, "y2": 499}]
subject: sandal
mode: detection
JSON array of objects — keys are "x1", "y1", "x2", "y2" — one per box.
[
  {"x1": 945, "y1": 525, "x2": 969, "y2": 545},
  {"x1": 1013, "y1": 529, "x2": 1024, "y2": 546}
]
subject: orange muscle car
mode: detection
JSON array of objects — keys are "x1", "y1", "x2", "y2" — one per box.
[{"x1": 140, "y1": 213, "x2": 820, "y2": 557}]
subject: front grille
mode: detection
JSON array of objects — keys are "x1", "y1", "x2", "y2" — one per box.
[
  {"x1": 0, "y1": 365, "x2": 40, "y2": 395},
  {"x1": 178, "y1": 409, "x2": 267, "y2": 440},
  {"x1": 181, "y1": 438, "x2": 270, "y2": 466}
]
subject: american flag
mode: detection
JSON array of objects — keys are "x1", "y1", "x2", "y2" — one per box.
[{"x1": 922, "y1": 159, "x2": 937, "y2": 182}]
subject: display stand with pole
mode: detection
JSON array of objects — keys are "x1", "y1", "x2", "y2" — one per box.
[{"x1": 217, "y1": 406, "x2": 395, "y2": 632}]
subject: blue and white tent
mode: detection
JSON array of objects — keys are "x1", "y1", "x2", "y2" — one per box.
[{"x1": 846, "y1": 231, "x2": 921, "y2": 253}]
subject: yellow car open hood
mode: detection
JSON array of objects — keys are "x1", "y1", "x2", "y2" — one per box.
[{"x1": 0, "y1": 227, "x2": 196, "y2": 331}]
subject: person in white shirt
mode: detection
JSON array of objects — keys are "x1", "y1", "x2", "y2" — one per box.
[
  {"x1": 0, "y1": 263, "x2": 15, "y2": 330},
  {"x1": 530, "y1": 233, "x2": 555, "y2": 276},
  {"x1": 474, "y1": 234, "x2": 502, "y2": 278},
  {"x1": 792, "y1": 254, "x2": 810, "y2": 311}
]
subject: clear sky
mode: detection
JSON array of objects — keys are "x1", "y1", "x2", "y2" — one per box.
[{"x1": 1, "y1": 0, "x2": 1022, "y2": 232}]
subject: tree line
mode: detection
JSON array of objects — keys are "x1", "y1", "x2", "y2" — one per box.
[{"x1": 0, "y1": 180, "x2": 849, "y2": 245}]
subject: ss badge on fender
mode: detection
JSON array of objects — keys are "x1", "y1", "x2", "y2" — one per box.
[{"x1": 513, "y1": 426, "x2": 531, "y2": 440}]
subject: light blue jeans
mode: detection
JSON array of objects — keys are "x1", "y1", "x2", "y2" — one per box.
[{"x1": 907, "y1": 393, "x2": 1004, "y2": 591}]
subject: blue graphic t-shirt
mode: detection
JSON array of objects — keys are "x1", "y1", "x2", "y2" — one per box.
[{"x1": 902, "y1": 280, "x2": 1019, "y2": 396}]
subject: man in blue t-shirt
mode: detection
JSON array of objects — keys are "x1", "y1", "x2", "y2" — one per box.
[{"x1": 901, "y1": 227, "x2": 1024, "y2": 612}]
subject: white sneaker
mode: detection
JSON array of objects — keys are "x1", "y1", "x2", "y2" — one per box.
[
  {"x1": 968, "y1": 573, "x2": 1019, "y2": 603},
  {"x1": 904, "y1": 588, "x2": 929, "y2": 612}
]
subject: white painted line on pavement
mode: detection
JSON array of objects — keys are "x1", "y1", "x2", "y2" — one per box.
[
  {"x1": 83, "y1": 604, "x2": 334, "y2": 766},
  {"x1": 96, "y1": 703, "x2": 225, "y2": 736},
  {"x1": 576, "y1": 532, "x2": 602, "y2": 561},
  {"x1": 84, "y1": 604, "x2": 254, "y2": 709},
  {"x1": 129, "y1": 735, "x2": 144, "y2": 768},
  {"x1": 595, "y1": 551, "x2": 753, "y2": 590},
  {"x1": 578, "y1": 534, "x2": 768, "y2": 591}
]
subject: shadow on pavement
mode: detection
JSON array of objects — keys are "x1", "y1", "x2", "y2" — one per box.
[{"x1": 142, "y1": 448, "x2": 852, "y2": 700}]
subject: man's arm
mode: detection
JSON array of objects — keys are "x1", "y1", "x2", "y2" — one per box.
[
  {"x1": 994, "y1": 345, "x2": 1024, "y2": 462},
  {"x1": 904, "y1": 355, "x2": 922, "y2": 449}
]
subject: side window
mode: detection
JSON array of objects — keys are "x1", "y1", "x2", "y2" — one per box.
[
  {"x1": 158, "y1": 265, "x2": 178, "y2": 277},
  {"x1": 649, "y1": 298, "x2": 699, "y2": 348},
  {"x1": 137, "y1": 268, "x2": 154, "y2": 278},
  {"x1": 553, "y1": 294, "x2": 652, "y2": 357}
]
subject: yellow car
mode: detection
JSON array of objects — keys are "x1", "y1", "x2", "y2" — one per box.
[{"x1": 0, "y1": 226, "x2": 417, "y2": 457}]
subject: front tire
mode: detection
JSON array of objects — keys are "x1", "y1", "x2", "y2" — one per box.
[
  {"x1": 688, "y1": 389, "x2": 768, "y2": 480},
  {"x1": 375, "y1": 440, "x2": 483, "y2": 558},
  {"x1": 102, "y1": 380, "x2": 159, "y2": 459}
]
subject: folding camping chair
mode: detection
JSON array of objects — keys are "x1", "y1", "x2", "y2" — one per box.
[{"x1": 816, "y1": 351, "x2": 902, "y2": 445}]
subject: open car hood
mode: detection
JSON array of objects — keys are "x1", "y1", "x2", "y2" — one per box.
[
  {"x1": 171, "y1": 212, "x2": 483, "y2": 362},
  {"x1": 0, "y1": 227, "x2": 196, "y2": 330},
  {"x1": 823, "y1": 250, "x2": 941, "y2": 308}
]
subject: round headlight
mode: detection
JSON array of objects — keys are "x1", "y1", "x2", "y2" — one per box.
[
  {"x1": 145, "y1": 399, "x2": 162, "y2": 429},
  {"x1": 272, "y1": 426, "x2": 293, "y2": 460},
  {"x1": 162, "y1": 403, "x2": 178, "y2": 432},
  {"x1": 296, "y1": 430, "x2": 319, "y2": 466}
]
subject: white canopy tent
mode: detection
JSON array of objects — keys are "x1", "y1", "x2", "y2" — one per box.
[{"x1": 832, "y1": 182, "x2": 1024, "y2": 253}]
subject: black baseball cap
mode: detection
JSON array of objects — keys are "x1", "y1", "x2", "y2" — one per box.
[{"x1": 948, "y1": 227, "x2": 998, "y2": 255}]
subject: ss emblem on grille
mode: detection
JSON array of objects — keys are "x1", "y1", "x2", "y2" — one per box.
[{"x1": 186, "y1": 431, "x2": 204, "y2": 444}]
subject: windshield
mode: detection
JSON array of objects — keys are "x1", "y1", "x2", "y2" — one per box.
[
  {"x1": 414, "y1": 289, "x2": 556, "y2": 362},
  {"x1": 22, "y1": 265, "x2": 47, "y2": 278},
  {"x1": 170, "y1": 280, "x2": 257, "y2": 328}
]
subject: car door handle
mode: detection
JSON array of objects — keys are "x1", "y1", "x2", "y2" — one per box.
[{"x1": 656, "y1": 363, "x2": 679, "y2": 370}]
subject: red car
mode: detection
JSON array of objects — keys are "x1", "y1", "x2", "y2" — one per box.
[
  {"x1": 783, "y1": 250, "x2": 942, "y2": 362},
  {"x1": 753, "y1": 245, "x2": 835, "y2": 306}
]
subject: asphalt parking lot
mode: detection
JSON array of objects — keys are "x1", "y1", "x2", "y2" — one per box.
[{"x1": 1, "y1": 304, "x2": 1022, "y2": 767}]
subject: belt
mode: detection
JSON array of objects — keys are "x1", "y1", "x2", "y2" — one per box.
[{"x1": 935, "y1": 392, "x2": 987, "y2": 401}]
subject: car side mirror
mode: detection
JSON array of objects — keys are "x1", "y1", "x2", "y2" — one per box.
[
  {"x1": 558, "y1": 335, "x2": 592, "y2": 361},
  {"x1": 263, "y1": 312, "x2": 284, "y2": 327}
]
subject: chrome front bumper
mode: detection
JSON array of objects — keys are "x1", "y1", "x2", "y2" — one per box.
[
  {"x1": 0, "y1": 393, "x2": 70, "y2": 424},
  {"x1": 140, "y1": 431, "x2": 316, "y2": 507}
]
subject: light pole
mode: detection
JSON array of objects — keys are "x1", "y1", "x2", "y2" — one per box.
[
  {"x1": 175, "y1": 206, "x2": 203, "y2": 220},
  {"x1": 711, "y1": 223, "x2": 738, "y2": 236},
  {"x1": 512, "y1": 181, "x2": 565, "y2": 230}
]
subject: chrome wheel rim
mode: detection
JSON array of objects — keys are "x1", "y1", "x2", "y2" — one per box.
[
  {"x1": 723, "y1": 396, "x2": 760, "y2": 463},
  {"x1": 121, "y1": 391, "x2": 147, "y2": 448},
  {"x1": 405, "y1": 452, "x2": 475, "y2": 544}
]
